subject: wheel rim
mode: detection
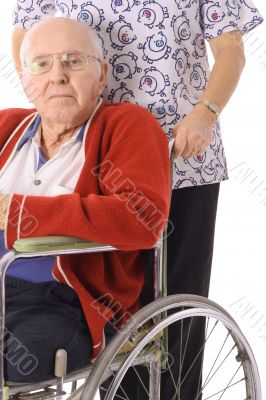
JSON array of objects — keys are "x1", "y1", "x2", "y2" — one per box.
[
  {"x1": 102, "y1": 309, "x2": 258, "y2": 400},
  {"x1": 80, "y1": 296, "x2": 261, "y2": 400}
]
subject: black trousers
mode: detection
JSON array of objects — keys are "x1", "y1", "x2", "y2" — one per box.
[
  {"x1": 4, "y1": 277, "x2": 93, "y2": 382},
  {"x1": 101, "y1": 183, "x2": 220, "y2": 399}
]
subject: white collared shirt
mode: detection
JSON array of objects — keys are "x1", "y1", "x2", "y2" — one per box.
[{"x1": 0, "y1": 99, "x2": 102, "y2": 196}]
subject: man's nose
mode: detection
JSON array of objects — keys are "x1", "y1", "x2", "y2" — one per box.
[{"x1": 49, "y1": 58, "x2": 68, "y2": 84}]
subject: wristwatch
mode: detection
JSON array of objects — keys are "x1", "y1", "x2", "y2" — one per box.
[{"x1": 198, "y1": 99, "x2": 219, "y2": 119}]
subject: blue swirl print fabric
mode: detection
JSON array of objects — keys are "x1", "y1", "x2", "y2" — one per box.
[{"x1": 13, "y1": 0, "x2": 263, "y2": 188}]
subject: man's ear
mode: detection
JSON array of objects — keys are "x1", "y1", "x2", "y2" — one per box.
[
  {"x1": 98, "y1": 61, "x2": 109, "y2": 95},
  {"x1": 11, "y1": 27, "x2": 28, "y2": 76}
]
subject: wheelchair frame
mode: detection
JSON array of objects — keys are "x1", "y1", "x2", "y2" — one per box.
[{"x1": 0, "y1": 235, "x2": 262, "y2": 400}]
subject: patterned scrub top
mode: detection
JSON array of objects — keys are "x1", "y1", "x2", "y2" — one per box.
[{"x1": 13, "y1": 0, "x2": 263, "y2": 189}]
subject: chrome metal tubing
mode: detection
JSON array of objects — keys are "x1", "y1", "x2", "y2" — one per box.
[{"x1": 0, "y1": 243, "x2": 118, "y2": 398}]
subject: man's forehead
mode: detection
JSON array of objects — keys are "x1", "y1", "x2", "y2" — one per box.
[
  {"x1": 27, "y1": 39, "x2": 92, "y2": 58},
  {"x1": 27, "y1": 24, "x2": 92, "y2": 55}
]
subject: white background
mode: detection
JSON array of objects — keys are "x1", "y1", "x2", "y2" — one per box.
[{"x1": 0, "y1": 1, "x2": 266, "y2": 397}]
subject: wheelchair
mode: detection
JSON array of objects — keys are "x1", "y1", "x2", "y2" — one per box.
[{"x1": 0, "y1": 234, "x2": 262, "y2": 400}]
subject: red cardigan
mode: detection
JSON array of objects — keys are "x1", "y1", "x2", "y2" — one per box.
[{"x1": 0, "y1": 102, "x2": 170, "y2": 358}]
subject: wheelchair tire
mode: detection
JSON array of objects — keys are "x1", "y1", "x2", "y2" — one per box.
[{"x1": 79, "y1": 294, "x2": 261, "y2": 400}]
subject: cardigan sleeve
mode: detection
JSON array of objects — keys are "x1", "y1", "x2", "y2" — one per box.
[{"x1": 5, "y1": 115, "x2": 171, "y2": 250}]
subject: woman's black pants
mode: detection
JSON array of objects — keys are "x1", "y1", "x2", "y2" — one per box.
[{"x1": 101, "y1": 183, "x2": 220, "y2": 399}]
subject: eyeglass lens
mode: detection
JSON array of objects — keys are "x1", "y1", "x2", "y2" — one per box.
[{"x1": 28, "y1": 52, "x2": 92, "y2": 74}]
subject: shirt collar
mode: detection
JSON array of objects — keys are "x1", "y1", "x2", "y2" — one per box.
[{"x1": 17, "y1": 115, "x2": 42, "y2": 150}]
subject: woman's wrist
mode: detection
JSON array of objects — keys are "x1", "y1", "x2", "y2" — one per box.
[{"x1": 193, "y1": 102, "x2": 218, "y2": 125}]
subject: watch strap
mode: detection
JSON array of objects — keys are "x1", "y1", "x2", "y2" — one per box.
[{"x1": 198, "y1": 99, "x2": 219, "y2": 118}]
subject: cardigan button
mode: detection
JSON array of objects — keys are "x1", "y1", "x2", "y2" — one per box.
[{"x1": 34, "y1": 179, "x2": 41, "y2": 186}]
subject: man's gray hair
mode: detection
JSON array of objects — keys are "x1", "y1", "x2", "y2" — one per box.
[{"x1": 20, "y1": 17, "x2": 104, "y2": 65}]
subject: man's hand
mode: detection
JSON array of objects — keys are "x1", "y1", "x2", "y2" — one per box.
[
  {"x1": 172, "y1": 104, "x2": 216, "y2": 158},
  {"x1": 0, "y1": 194, "x2": 11, "y2": 230}
]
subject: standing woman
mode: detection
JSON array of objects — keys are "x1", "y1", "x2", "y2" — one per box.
[{"x1": 12, "y1": 1, "x2": 263, "y2": 399}]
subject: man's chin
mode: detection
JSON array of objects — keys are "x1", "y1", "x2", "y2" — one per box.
[
  {"x1": 45, "y1": 109, "x2": 77, "y2": 126},
  {"x1": 49, "y1": 96, "x2": 75, "y2": 102}
]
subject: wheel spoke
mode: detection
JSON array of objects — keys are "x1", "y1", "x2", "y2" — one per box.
[
  {"x1": 101, "y1": 374, "x2": 130, "y2": 400},
  {"x1": 204, "y1": 375, "x2": 246, "y2": 400},
  {"x1": 178, "y1": 316, "x2": 183, "y2": 400},
  {"x1": 201, "y1": 330, "x2": 231, "y2": 389},
  {"x1": 196, "y1": 316, "x2": 211, "y2": 399},
  {"x1": 179, "y1": 319, "x2": 218, "y2": 390},
  {"x1": 81, "y1": 297, "x2": 260, "y2": 400},
  {"x1": 131, "y1": 365, "x2": 150, "y2": 397},
  {"x1": 217, "y1": 364, "x2": 244, "y2": 400},
  {"x1": 201, "y1": 344, "x2": 238, "y2": 391}
]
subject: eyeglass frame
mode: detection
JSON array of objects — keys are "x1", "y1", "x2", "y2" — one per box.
[{"x1": 23, "y1": 51, "x2": 103, "y2": 75}]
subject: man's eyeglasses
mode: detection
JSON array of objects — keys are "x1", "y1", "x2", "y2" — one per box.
[{"x1": 24, "y1": 52, "x2": 102, "y2": 75}]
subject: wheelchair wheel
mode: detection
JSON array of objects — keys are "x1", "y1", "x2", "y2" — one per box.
[{"x1": 79, "y1": 294, "x2": 261, "y2": 400}]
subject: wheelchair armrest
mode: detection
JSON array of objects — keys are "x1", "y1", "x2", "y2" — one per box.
[{"x1": 13, "y1": 236, "x2": 117, "y2": 254}]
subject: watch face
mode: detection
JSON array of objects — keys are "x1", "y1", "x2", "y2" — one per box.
[
  {"x1": 199, "y1": 100, "x2": 218, "y2": 116},
  {"x1": 208, "y1": 102, "x2": 219, "y2": 115},
  {"x1": 209, "y1": 103, "x2": 217, "y2": 112}
]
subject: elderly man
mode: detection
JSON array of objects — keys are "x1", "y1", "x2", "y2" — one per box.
[{"x1": 0, "y1": 17, "x2": 170, "y2": 382}]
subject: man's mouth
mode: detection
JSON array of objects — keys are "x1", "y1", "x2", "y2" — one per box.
[{"x1": 49, "y1": 94, "x2": 74, "y2": 99}]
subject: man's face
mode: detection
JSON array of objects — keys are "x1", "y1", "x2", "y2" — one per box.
[{"x1": 21, "y1": 21, "x2": 108, "y2": 127}]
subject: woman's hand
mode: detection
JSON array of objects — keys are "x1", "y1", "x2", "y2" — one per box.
[{"x1": 172, "y1": 104, "x2": 216, "y2": 158}]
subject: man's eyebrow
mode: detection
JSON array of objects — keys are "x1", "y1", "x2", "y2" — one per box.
[{"x1": 28, "y1": 51, "x2": 82, "y2": 58}]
